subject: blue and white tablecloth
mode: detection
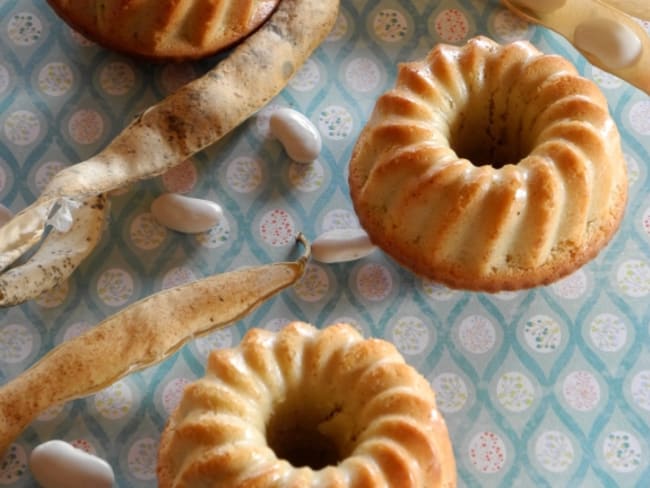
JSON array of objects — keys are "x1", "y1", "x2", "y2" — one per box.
[{"x1": 0, "y1": 1, "x2": 649, "y2": 486}]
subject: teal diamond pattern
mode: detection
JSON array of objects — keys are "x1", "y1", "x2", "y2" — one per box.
[{"x1": 0, "y1": 0, "x2": 649, "y2": 486}]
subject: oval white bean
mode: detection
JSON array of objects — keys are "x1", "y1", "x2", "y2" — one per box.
[
  {"x1": 312, "y1": 228, "x2": 376, "y2": 263},
  {"x1": 30, "y1": 440, "x2": 114, "y2": 488},
  {"x1": 151, "y1": 193, "x2": 223, "y2": 234},
  {"x1": 574, "y1": 18, "x2": 642, "y2": 70},
  {"x1": 269, "y1": 107, "x2": 322, "y2": 163}
]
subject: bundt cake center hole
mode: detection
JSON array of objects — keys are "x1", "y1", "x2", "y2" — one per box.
[
  {"x1": 266, "y1": 404, "x2": 342, "y2": 469},
  {"x1": 449, "y1": 108, "x2": 526, "y2": 169}
]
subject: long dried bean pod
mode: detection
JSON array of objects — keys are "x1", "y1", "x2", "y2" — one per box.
[
  {"x1": 0, "y1": 234, "x2": 310, "y2": 454},
  {"x1": 39, "y1": 0, "x2": 339, "y2": 197}
]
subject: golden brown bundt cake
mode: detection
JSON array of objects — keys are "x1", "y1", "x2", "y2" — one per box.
[
  {"x1": 157, "y1": 322, "x2": 456, "y2": 487},
  {"x1": 46, "y1": 0, "x2": 280, "y2": 60},
  {"x1": 348, "y1": 36, "x2": 627, "y2": 292}
]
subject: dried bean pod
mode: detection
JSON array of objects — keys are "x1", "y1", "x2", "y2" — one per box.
[{"x1": 0, "y1": 234, "x2": 310, "y2": 454}]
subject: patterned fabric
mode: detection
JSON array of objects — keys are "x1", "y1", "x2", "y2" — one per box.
[{"x1": 0, "y1": 0, "x2": 649, "y2": 486}]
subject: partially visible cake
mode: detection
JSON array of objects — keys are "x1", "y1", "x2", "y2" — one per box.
[
  {"x1": 348, "y1": 36, "x2": 627, "y2": 291},
  {"x1": 157, "y1": 322, "x2": 457, "y2": 487},
  {"x1": 46, "y1": 0, "x2": 280, "y2": 60}
]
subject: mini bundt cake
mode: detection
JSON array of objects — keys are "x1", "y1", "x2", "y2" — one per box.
[
  {"x1": 348, "y1": 36, "x2": 627, "y2": 291},
  {"x1": 157, "y1": 322, "x2": 456, "y2": 487},
  {"x1": 46, "y1": 0, "x2": 280, "y2": 60}
]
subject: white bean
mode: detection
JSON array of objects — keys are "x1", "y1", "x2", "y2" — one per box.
[
  {"x1": 312, "y1": 228, "x2": 376, "y2": 263},
  {"x1": 269, "y1": 107, "x2": 322, "y2": 163},
  {"x1": 30, "y1": 440, "x2": 114, "y2": 488},
  {"x1": 574, "y1": 18, "x2": 642, "y2": 70},
  {"x1": 509, "y1": 0, "x2": 566, "y2": 14},
  {"x1": 151, "y1": 193, "x2": 223, "y2": 234}
]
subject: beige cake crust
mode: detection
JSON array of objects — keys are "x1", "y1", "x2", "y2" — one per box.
[
  {"x1": 157, "y1": 322, "x2": 457, "y2": 487},
  {"x1": 46, "y1": 0, "x2": 280, "y2": 60},
  {"x1": 348, "y1": 36, "x2": 628, "y2": 292}
]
